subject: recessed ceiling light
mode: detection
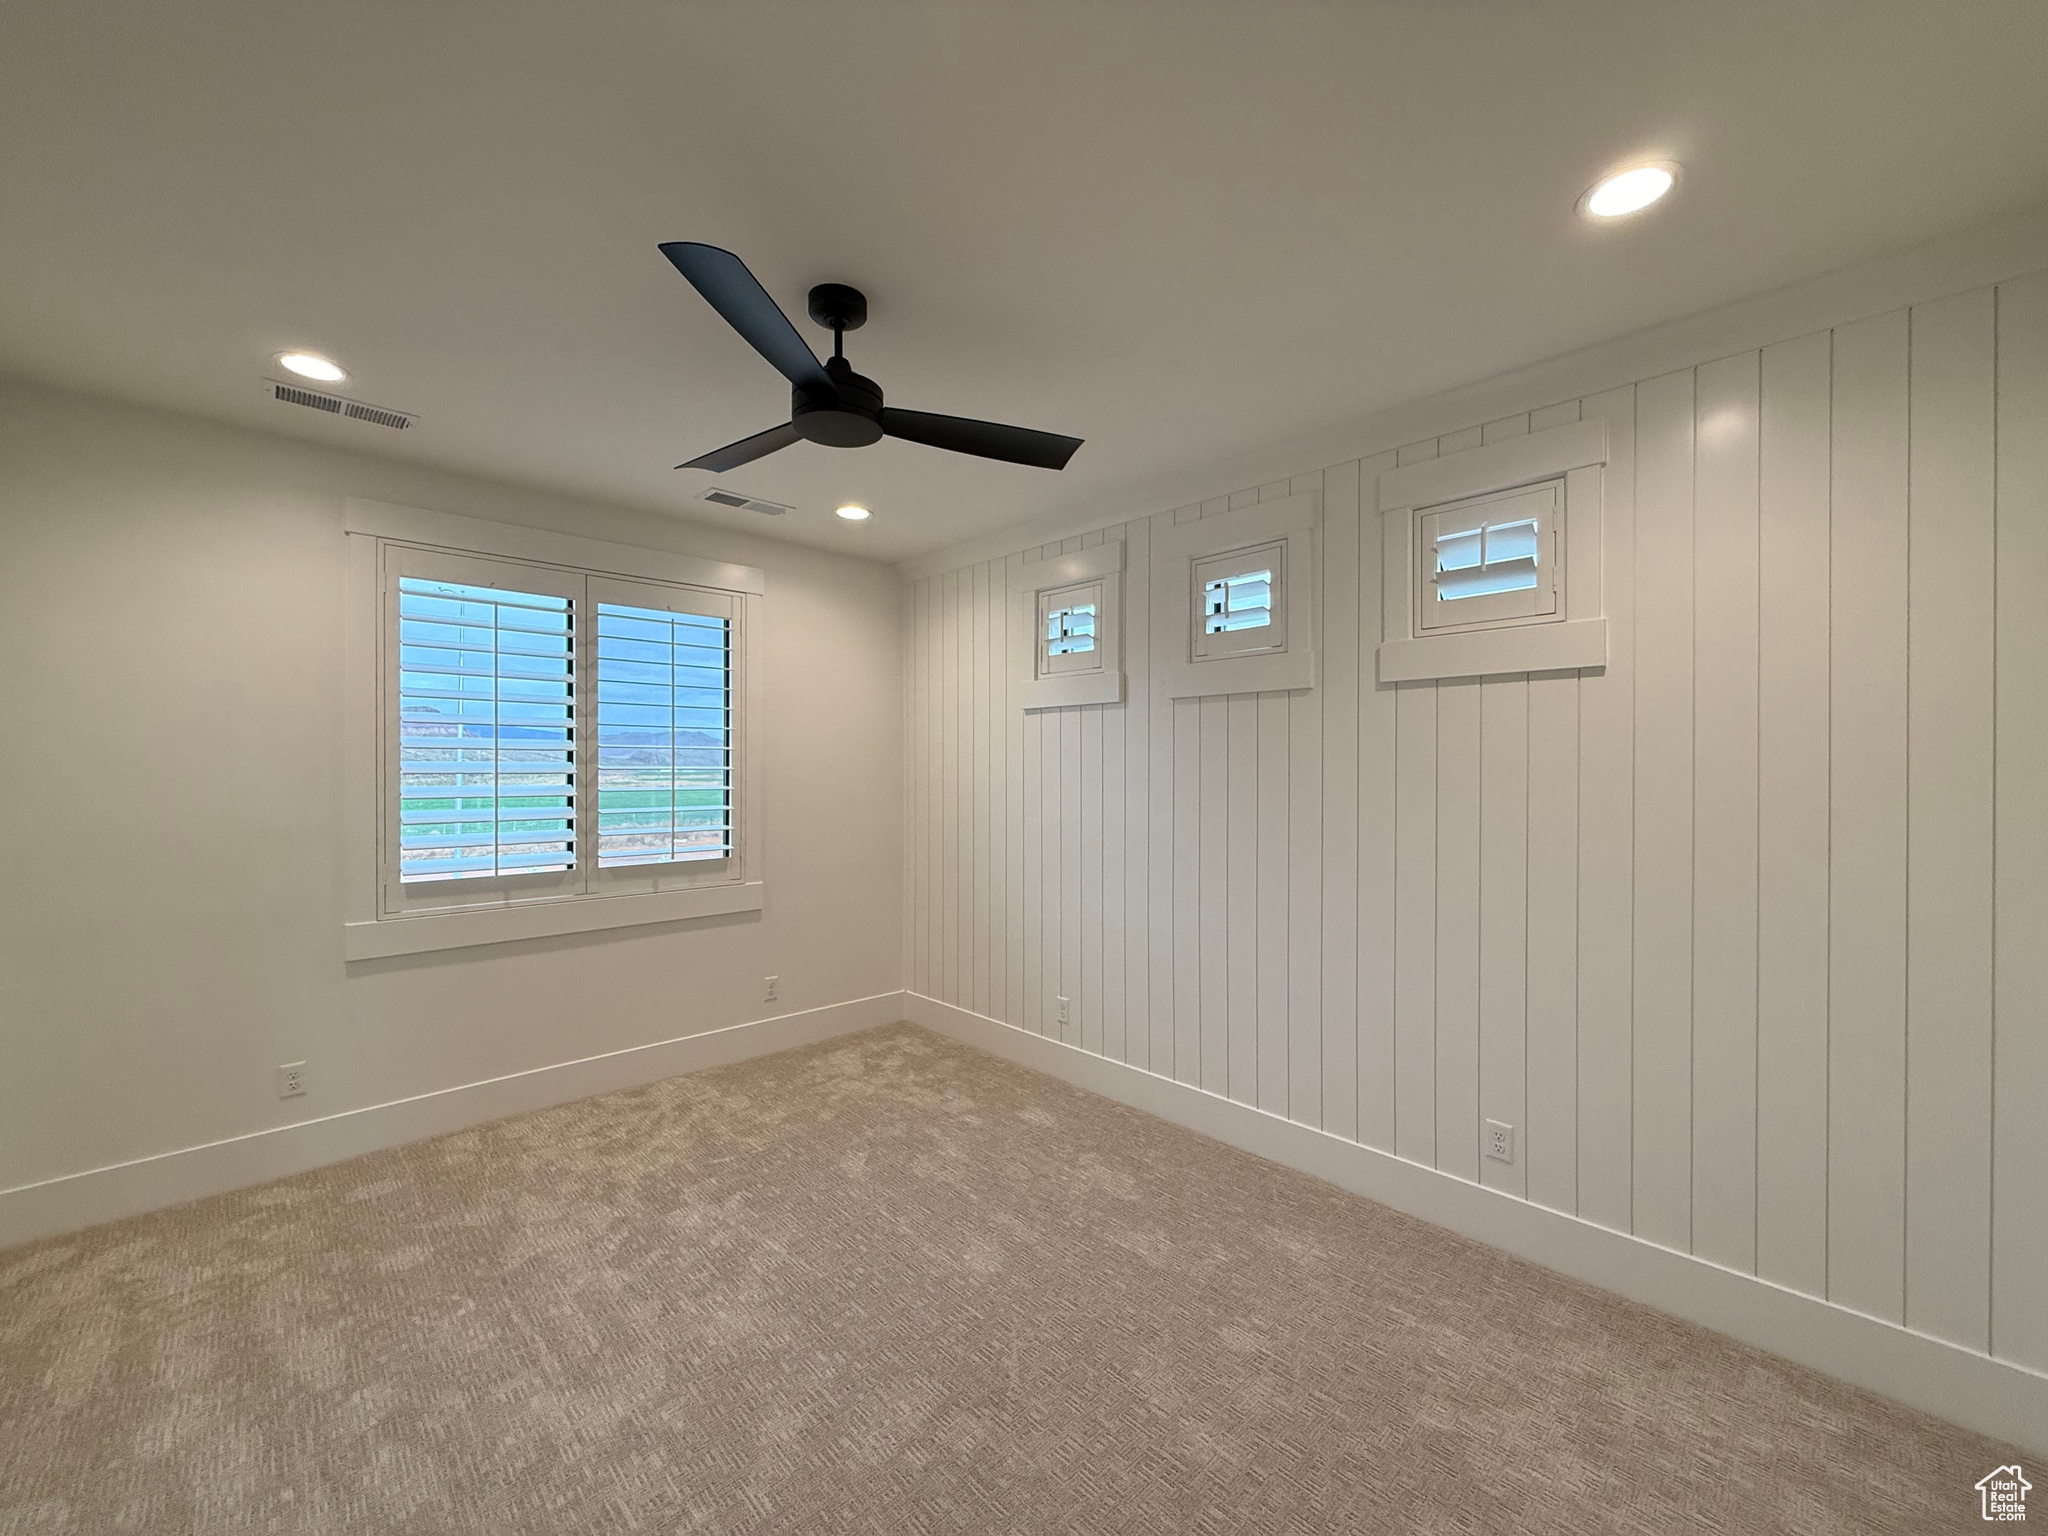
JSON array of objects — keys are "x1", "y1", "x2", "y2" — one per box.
[
  {"x1": 1580, "y1": 162, "x2": 1679, "y2": 220},
  {"x1": 277, "y1": 351, "x2": 348, "y2": 383},
  {"x1": 835, "y1": 504, "x2": 872, "y2": 522}
]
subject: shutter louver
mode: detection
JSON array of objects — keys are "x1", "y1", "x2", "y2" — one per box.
[
  {"x1": 1434, "y1": 516, "x2": 1540, "y2": 601},
  {"x1": 395, "y1": 577, "x2": 575, "y2": 881},
  {"x1": 1204, "y1": 569, "x2": 1273, "y2": 633}
]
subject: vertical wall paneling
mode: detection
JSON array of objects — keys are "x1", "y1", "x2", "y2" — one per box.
[
  {"x1": 1321, "y1": 459, "x2": 1365, "y2": 1141},
  {"x1": 1173, "y1": 685, "x2": 1201, "y2": 1083},
  {"x1": 1006, "y1": 556, "x2": 1026, "y2": 1032},
  {"x1": 1755, "y1": 331, "x2": 1833, "y2": 1297},
  {"x1": 1226, "y1": 691, "x2": 1260, "y2": 1101},
  {"x1": 1478, "y1": 671, "x2": 1529, "y2": 1197},
  {"x1": 1286, "y1": 473, "x2": 1325, "y2": 1127},
  {"x1": 1992, "y1": 271, "x2": 2048, "y2": 1371},
  {"x1": 1021, "y1": 645, "x2": 1043, "y2": 1033},
  {"x1": 941, "y1": 570, "x2": 960, "y2": 1004},
  {"x1": 1060, "y1": 683, "x2": 1081, "y2": 1042},
  {"x1": 1904, "y1": 288, "x2": 1997, "y2": 1350},
  {"x1": 1522, "y1": 387, "x2": 1584, "y2": 1213},
  {"x1": 928, "y1": 575, "x2": 944, "y2": 999},
  {"x1": 1691, "y1": 350, "x2": 1762, "y2": 1274},
  {"x1": 1829, "y1": 308, "x2": 1911, "y2": 1325},
  {"x1": 985, "y1": 560, "x2": 1003, "y2": 1018},
  {"x1": 966, "y1": 561, "x2": 983, "y2": 1015},
  {"x1": 1147, "y1": 511, "x2": 1177, "y2": 1076},
  {"x1": 1525, "y1": 659, "x2": 1580, "y2": 1214},
  {"x1": 1102, "y1": 531, "x2": 1129, "y2": 1065},
  {"x1": 1575, "y1": 384, "x2": 1639, "y2": 1232},
  {"x1": 1258, "y1": 689, "x2": 1290, "y2": 1114},
  {"x1": 910, "y1": 577, "x2": 927, "y2": 996},
  {"x1": 901, "y1": 276, "x2": 2039, "y2": 1383},
  {"x1": 1354, "y1": 452, "x2": 1399, "y2": 1151},
  {"x1": 1434, "y1": 675, "x2": 1482, "y2": 1182},
  {"x1": 1199, "y1": 692, "x2": 1228, "y2": 1090},
  {"x1": 1632, "y1": 368, "x2": 1697, "y2": 1249}
]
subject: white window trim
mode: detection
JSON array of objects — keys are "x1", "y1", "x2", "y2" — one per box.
[
  {"x1": 342, "y1": 498, "x2": 766, "y2": 960},
  {"x1": 1010, "y1": 542, "x2": 1125, "y2": 710},
  {"x1": 1376, "y1": 418, "x2": 1609, "y2": 683},
  {"x1": 1152, "y1": 491, "x2": 1318, "y2": 697}
]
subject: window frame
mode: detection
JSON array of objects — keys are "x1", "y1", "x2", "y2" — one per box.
[
  {"x1": 1011, "y1": 542, "x2": 1125, "y2": 711},
  {"x1": 1037, "y1": 579, "x2": 1105, "y2": 677},
  {"x1": 1193, "y1": 540, "x2": 1288, "y2": 658},
  {"x1": 1376, "y1": 417, "x2": 1609, "y2": 683},
  {"x1": 344, "y1": 499, "x2": 765, "y2": 960},
  {"x1": 1413, "y1": 480, "x2": 1562, "y2": 634},
  {"x1": 1151, "y1": 491, "x2": 1318, "y2": 698}
]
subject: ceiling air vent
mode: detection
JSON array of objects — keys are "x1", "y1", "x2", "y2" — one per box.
[
  {"x1": 263, "y1": 379, "x2": 416, "y2": 430},
  {"x1": 703, "y1": 488, "x2": 791, "y2": 516}
]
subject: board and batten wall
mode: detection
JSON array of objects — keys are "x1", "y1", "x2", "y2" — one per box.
[{"x1": 901, "y1": 270, "x2": 2048, "y2": 1429}]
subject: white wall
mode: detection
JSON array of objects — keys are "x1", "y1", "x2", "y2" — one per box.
[
  {"x1": 902, "y1": 267, "x2": 2048, "y2": 1408},
  {"x1": 0, "y1": 382, "x2": 903, "y2": 1212}
]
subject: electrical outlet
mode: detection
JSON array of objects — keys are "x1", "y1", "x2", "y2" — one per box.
[
  {"x1": 1485, "y1": 1118, "x2": 1515, "y2": 1164},
  {"x1": 277, "y1": 1062, "x2": 308, "y2": 1100},
  {"x1": 764, "y1": 975, "x2": 779, "y2": 1003},
  {"x1": 1056, "y1": 995, "x2": 1070, "y2": 1029}
]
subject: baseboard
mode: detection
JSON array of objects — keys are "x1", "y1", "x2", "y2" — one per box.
[
  {"x1": 0, "y1": 991, "x2": 909, "y2": 1250},
  {"x1": 906, "y1": 993, "x2": 2048, "y2": 1457}
]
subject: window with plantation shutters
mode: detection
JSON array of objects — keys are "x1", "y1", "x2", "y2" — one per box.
[
  {"x1": 590, "y1": 578, "x2": 736, "y2": 884},
  {"x1": 1413, "y1": 480, "x2": 1560, "y2": 633},
  {"x1": 1192, "y1": 541, "x2": 1288, "y2": 659},
  {"x1": 394, "y1": 572, "x2": 577, "y2": 884},
  {"x1": 1035, "y1": 578, "x2": 1106, "y2": 679},
  {"x1": 356, "y1": 517, "x2": 759, "y2": 953}
]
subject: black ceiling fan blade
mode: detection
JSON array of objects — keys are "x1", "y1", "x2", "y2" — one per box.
[
  {"x1": 880, "y1": 408, "x2": 1083, "y2": 470},
  {"x1": 659, "y1": 242, "x2": 831, "y2": 392},
  {"x1": 676, "y1": 420, "x2": 802, "y2": 472}
]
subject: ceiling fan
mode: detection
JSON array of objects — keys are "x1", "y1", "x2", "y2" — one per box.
[{"x1": 659, "y1": 242, "x2": 1083, "y2": 474}]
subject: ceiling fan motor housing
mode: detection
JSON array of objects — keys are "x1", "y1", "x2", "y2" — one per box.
[{"x1": 795, "y1": 356, "x2": 885, "y2": 447}]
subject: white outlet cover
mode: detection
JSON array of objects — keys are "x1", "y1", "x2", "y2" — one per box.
[{"x1": 1485, "y1": 1118, "x2": 1515, "y2": 1163}]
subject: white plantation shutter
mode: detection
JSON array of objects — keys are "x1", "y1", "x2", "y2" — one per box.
[
  {"x1": 1192, "y1": 541, "x2": 1288, "y2": 659},
  {"x1": 593, "y1": 589, "x2": 735, "y2": 868},
  {"x1": 1203, "y1": 569, "x2": 1272, "y2": 633},
  {"x1": 388, "y1": 554, "x2": 581, "y2": 897},
  {"x1": 378, "y1": 547, "x2": 745, "y2": 917},
  {"x1": 1414, "y1": 480, "x2": 1560, "y2": 632}
]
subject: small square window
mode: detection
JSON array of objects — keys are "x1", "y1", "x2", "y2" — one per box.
[
  {"x1": 1037, "y1": 581, "x2": 1105, "y2": 677},
  {"x1": 1414, "y1": 481, "x2": 1561, "y2": 634},
  {"x1": 1193, "y1": 542, "x2": 1287, "y2": 658}
]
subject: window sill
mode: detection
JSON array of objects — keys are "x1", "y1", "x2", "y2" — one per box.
[
  {"x1": 1377, "y1": 617, "x2": 1607, "y2": 683},
  {"x1": 344, "y1": 881, "x2": 765, "y2": 961}
]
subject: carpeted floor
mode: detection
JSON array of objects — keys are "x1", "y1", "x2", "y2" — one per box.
[{"x1": 0, "y1": 1023, "x2": 2016, "y2": 1534}]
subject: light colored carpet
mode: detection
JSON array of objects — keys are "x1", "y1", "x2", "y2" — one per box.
[{"x1": 0, "y1": 1023, "x2": 2015, "y2": 1534}]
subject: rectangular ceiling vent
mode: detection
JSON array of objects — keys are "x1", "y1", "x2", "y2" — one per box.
[
  {"x1": 703, "y1": 488, "x2": 791, "y2": 516},
  {"x1": 263, "y1": 379, "x2": 416, "y2": 430}
]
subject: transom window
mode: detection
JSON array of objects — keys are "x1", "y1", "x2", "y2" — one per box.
[
  {"x1": 1192, "y1": 541, "x2": 1288, "y2": 659},
  {"x1": 1414, "y1": 480, "x2": 1561, "y2": 633},
  {"x1": 380, "y1": 544, "x2": 743, "y2": 917},
  {"x1": 1036, "y1": 579, "x2": 1106, "y2": 678},
  {"x1": 1433, "y1": 517, "x2": 1538, "y2": 601}
]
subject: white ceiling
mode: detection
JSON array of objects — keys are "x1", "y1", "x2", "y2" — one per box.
[{"x1": 2, "y1": 2, "x2": 2043, "y2": 563}]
